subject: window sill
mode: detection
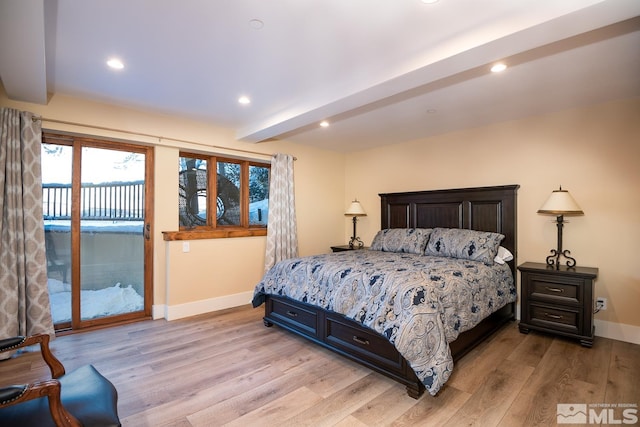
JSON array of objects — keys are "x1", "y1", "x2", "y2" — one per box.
[{"x1": 162, "y1": 228, "x2": 267, "y2": 241}]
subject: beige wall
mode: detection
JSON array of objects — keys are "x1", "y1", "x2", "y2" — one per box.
[
  {"x1": 3, "y1": 87, "x2": 638, "y2": 333},
  {"x1": 1, "y1": 88, "x2": 346, "y2": 317},
  {"x1": 344, "y1": 97, "x2": 640, "y2": 329}
]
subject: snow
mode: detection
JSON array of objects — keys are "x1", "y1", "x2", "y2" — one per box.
[{"x1": 48, "y1": 278, "x2": 144, "y2": 324}]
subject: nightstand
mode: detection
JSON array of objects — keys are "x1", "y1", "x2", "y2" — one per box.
[
  {"x1": 518, "y1": 262, "x2": 598, "y2": 347},
  {"x1": 330, "y1": 245, "x2": 368, "y2": 252}
]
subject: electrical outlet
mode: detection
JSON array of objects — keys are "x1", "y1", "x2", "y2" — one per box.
[{"x1": 596, "y1": 297, "x2": 607, "y2": 311}]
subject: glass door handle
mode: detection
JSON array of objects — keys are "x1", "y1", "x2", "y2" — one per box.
[{"x1": 145, "y1": 223, "x2": 151, "y2": 240}]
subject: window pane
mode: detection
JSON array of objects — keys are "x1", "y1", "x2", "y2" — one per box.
[
  {"x1": 249, "y1": 165, "x2": 269, "y2": 226},
  {"x1": 179, "y1": 157, "x2": 207, "y2": 227},
  {"x1": 80, "y1": 147, "x2": 145, "y2": 321},
  {"x1": 216, "y1": 161, "x2": 240, "y2": 226},
  {"x1": 42, "y1": 143, "x2": 73, "y2": 325}
]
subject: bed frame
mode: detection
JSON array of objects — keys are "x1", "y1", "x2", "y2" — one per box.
[{"x1": 262, "y1": 185, "x2": 519, "y2": 398}]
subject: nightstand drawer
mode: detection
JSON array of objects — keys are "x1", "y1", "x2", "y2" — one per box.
[
  {"x1": 528, "y1": 303, "x2": 580, "y2": 333},
  {"x1": 527, "y1": 274, "x2": 581, "y2": 306}
]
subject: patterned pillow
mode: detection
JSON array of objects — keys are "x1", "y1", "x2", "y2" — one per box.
[
  {"x1": 370, "y1": 228, "x2": 432, "y2": 255},
  {"x1": 424, "y1": 227, "x2": 505, "y2": 265}
]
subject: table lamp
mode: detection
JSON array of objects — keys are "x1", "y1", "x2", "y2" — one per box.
[
  {"x1": 537, "y1": 186, "x2": 584, "y2": 269},
  {"x1": 345, "y1": 199, "x2": 366, "y2": 248}
]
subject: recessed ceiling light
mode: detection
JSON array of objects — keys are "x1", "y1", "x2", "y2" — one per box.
[
  {"x1": 320, "y1": 121, "x2": 329, "y2": 128},
  {"x1": 491, "y1": 63, "x2": 507, "y2": 73},
  {"x1": 421, "y1": 0, "x2": 439, "y2": 4},
  {"x1": 238, "y1": 96, "x2": 251, "y2": 105},
  {"x1": 106, "y1": 58, "x2": 124, "y2": 70},
  {"x1": 249, "y1": 19, "x2": 264, "y2": 29}
]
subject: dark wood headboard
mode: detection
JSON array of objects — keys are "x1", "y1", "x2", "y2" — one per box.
[{"x1": 380, "y1": 185, "x2": 519, "y2": 275}]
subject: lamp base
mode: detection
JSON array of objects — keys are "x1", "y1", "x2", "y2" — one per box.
[
  {"x1": 545, "y1": 249, "x2": 577, "y2": 269},
  {"x1": 348, "y1": 236, "x2": 364, "y2": 249},
  {"x1": 545, "y1": 214, "x2": 577, "y2": 269}
]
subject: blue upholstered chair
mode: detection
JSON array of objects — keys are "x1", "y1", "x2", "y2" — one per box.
[{"x1": 0, "y1": 334, "x2": 120, "y2": 427}]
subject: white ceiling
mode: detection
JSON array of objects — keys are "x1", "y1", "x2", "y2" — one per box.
[{"x1": 1, "y1": 0, "x2": 639, "y2": 152}]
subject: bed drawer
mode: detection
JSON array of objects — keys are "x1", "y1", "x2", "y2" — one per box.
[
  {"x1": 324, "y1": 314, "x2": 405, "y2": 375},
  {"x1": 266, "y1": 298, "x2": 319, "y2": 338}
]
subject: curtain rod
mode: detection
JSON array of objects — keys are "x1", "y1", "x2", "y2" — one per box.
[{"x1": 33, "y1": 116, "x2": 296, "y2": 160}]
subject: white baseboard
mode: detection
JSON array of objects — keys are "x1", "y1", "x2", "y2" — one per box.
[
  {"x1": 161, "y1": 291, "x2": 254, "y2": 321},
  {"x1": 152, "y1": 304, "x2": 166, "y2": 320},
  {"x1": 594, "y1": 319, "x2": 640, "y2": 345}
]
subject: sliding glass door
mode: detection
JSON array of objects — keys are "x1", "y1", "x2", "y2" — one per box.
[
  {"x1": 42, "y1": 143, "x2": 73, "y2": 327},
  {"x1": 42, "y1": 134, "x2": 154, "y2": 330}
]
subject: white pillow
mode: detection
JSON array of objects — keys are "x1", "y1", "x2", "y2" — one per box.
[{"x1": 493, "y1": 246, "x2": 514, "y2": 264}]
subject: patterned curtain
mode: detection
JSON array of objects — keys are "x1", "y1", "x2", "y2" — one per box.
[
  {"x1": 0, "y1": 108, "x2": 54, "y2": 349},
  {"x1": 264, "y1": 153, "x2": 298, "y2": 271}
]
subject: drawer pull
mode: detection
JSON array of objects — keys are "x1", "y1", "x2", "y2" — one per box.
[
  {"x1": 545, "y1": 287, "x2": 564, "y2": 293},
  {"x1": 544, "y1": 312, "x2": 563, "y2": 320},
  {"x1": 286, "y1": 310, "x2": 298, "y2": 317},
  {"x1": 352, "y1": 336, "x2": 370, "y2": 346}
]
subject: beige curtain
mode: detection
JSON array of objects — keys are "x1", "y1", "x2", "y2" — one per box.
[
  {"x1": 264, "y1": 153, "x2": 298, "y2": 271},
  {"x1": 0, "y1": 108, "x2": 53, "y2": 347}
]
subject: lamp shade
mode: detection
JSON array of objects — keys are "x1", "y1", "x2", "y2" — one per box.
[
  {"x1": 537, "y1": 187, "x2": 584, "y2": 215},
  {"x1": 345, "y1": 200, "x2": 366, "y2": 216}
]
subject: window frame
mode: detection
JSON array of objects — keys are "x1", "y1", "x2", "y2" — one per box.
[{"x1": 164, "y1": 153, "x2": 270, "y2": 241}]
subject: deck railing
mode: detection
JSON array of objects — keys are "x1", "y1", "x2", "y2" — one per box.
[{"x1": 43, "y1": 181, "x2": 145, "y2": 221}]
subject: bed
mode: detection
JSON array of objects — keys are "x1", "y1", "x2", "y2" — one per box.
[{"x1": 252, "y1": 185, "x2": 519, "y2": 398}]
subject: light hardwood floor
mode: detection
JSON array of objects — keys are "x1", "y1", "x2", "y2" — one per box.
[{"x1": 1, "y1": 305, "x2": 638, "y2": 426}]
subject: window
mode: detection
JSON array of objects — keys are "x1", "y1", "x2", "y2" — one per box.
[{"x1": 178, "y1": 153, "x2": 270, "y2": 235}]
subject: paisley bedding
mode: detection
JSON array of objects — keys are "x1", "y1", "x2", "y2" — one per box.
[{"x1": 252, "y1": 249, "x2": 516, "y2": 395}]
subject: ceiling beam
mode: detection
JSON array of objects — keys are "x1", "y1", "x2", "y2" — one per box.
[
  {"x1": 236, "y1": 0, "x2": 640, "y2": 143},
  {"x1": 0, "y1": 0, "x2": 48, "y2": 104}
]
